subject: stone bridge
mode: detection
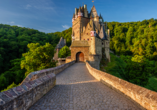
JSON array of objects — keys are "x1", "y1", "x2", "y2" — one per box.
[{"x1": 0, "y1": 62, "x2": 157, "y2": 110}]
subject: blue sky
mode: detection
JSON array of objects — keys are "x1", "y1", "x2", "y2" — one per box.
[{"x1": 0, "y1": 0, "x2": 157, "y2": 33}]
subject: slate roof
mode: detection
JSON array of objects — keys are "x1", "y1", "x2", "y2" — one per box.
[
  {"x1": 99, "y1": 25, "x2": 107, "y2": 40},
  {"x1": 71, "y1": 41, "x2": 89, "y2": 47},
  {"x1": 55, "y1": 37, "x2": 66, "y2": 49}
]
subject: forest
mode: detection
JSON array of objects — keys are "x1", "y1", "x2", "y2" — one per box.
[
  {"x1": 0, "y1": 24, "x2": 72, "y2": 91},
  {"x1": 101, "y1": 18, "x2": 157, "y2": 92},
  {"x1": 0, "y1": 18, "x2": 157, "y2": 92}
]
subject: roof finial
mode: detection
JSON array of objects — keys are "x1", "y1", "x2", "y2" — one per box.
[{"x1": 92, "y1": 0, "x2": 94, "y2": 6}]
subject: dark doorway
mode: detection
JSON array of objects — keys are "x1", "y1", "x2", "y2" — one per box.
[{"x1": 76, "y1": 52, "x2": 84, "y2": 62}]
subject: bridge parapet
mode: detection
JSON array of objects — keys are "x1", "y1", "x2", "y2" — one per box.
[
  {"x1": 21, "y1": 61, "x2": 75, "y2": 84},
  {"x1": 86, "y1": 61, "x2": 157, "y2": 110},
  {"x1": 0, "y1": 61, "x2": 75, "y2": 110},
  {"x1": 0, "y1": 73, "x2": 56, "y2": 110}
]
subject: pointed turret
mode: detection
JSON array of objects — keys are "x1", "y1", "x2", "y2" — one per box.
[
  {"x1": 55, "y1": 37, "x2": 66, "y2": 49},
  {"x1": 72, "y1": 13, "x2": 75, "y2": 23},
  {"x1": 90, "y1": 5, "x2": 98, "y2": 18},
  {"x1": 99, "y1": 14, "x2": 103, "y2": 23},
  {"x1": 99, "y1": 25, "x2": 107, "y2": 40},
  {"x1": 75, "y1": 8, "x2": 78, "y2": 19},
  {"x1": 78, "y1": 6, "x2": 83, "y2": 17},
  {"x1": 84, "y1": 4, "x2": 88, "y2": 18}
]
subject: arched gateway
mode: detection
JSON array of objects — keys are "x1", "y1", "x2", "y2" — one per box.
[{"x1": 76, "y1": 52, "x2": 84, "y2": 62}]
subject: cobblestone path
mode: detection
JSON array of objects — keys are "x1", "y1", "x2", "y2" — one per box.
[{"x1": 29, "y1": 63, "x2": 142, "y2": 110}]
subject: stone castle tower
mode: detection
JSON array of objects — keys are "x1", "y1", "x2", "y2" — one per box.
[
  {"x1": 69, "y1": 4, "x2": 110, "y2": 69},
  {"x1": 53, "y1": 37, "x2": 66, "y2": 61}
]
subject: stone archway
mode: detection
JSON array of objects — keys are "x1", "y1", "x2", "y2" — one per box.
[{"x1": 76, "y1": 52, "x2": 84, "y2": 62}]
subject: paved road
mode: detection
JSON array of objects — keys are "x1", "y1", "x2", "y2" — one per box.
[{"x1": 29, "y1": 63, "x2": 142, "y2": 110}]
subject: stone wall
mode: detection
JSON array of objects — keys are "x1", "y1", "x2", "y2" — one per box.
[
  {"x1": 86, "y1": 62, "x2": 157, "y2": 110},
  {"x1": 0, "y1": 73, "x2": 56, "y2": 110},
  {"x1": 53, "y1": 48, "x2": 60, "y2": 61},
  {"x1": 0, "y1": 61, "x2": 75, "y2": 110},
  {"x1": 22, "y1": 61, "x2": 75, "y2": 84},
  {"x1": 56, "y1": 58, "x2": 66, "y2": 66}
]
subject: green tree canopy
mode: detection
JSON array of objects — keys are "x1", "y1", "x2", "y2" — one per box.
[
  {"x1": 58, "y1": 46, "x2": 71, "y2": 58},
  {"x1": 21, "y1": 43, "x2": 55, "y2": 76}
]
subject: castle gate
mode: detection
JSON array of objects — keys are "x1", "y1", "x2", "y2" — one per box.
[{"x1": 76, "y1": 52, "x2": 84, "y2": 62}]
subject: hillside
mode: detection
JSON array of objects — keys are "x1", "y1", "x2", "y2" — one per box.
[
  {"x1": 0, "y1": 24, "x2": 71, "y2": 91},
  {"x1": 107, "y1": 18, "x2": 157, "y2": 58}
]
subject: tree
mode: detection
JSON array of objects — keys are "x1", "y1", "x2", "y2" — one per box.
[
  {"x1": 58, "y1": 46, "x2": 71, "y2": 58},
  {"x1": 21, "y1": 43, "x2": 56, "y2": 76}
]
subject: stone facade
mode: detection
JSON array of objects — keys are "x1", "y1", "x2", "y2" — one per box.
[
  {"x1": 86, "y1": 61, "x2": 157, "y2": 110},
  {"x1": 70, "y1": 4, "x2": 110, "y2": 69}
]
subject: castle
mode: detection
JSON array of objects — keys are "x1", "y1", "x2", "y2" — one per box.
[
  {"x1": 69, "y1": 4, "x2": 110, "y2": 69},
  {"x1": 53, "y1": 37, "x2": 66, "y2": 61}
]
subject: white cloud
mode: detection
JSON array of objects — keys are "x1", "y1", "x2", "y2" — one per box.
[
  {"x1": 17, "y1": 25, "x2": 23, "y2": 27},
  {"x1": 62, "y1": 25, "x2": 70, "y2": 29},
  {"x1": 25, "y1": 4, "x2": 32, "y2": 9},
  {"x1": 24, "y1": 0, "x2": 55, "y2": 12},
  {"x1": 7, "y1": 21, "x2": 15, "y2": 24}
]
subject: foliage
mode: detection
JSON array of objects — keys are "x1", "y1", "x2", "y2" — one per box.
[
  {"x1": 101, "y1": 53, "x2": 157, "y2": 91},
  {"x1": 108, "y1": 18, "x2": 157, "y2": 60},
  {"x1": 1, "y1": 82, "x2": 17, "y2": 92},
  {"x1": 0, "y1": 58, "x2": 26, "y2": 91},
  {"x1": 145, "y1": 77, "x2": 157, "y2": 92},
  {"x1": 0, "y1": 24, "x2": 72, "y2": 91},
  {"x1": 0, "y1": 24, "x2": 72, "y2": 75},
  {"x1": 122, "y1": 56, "x2": 149, "y2": 86},
  {"x1": 21, "y1": 43, "x2": 56, "y2": 76},
  {"x1": 58, "y1": 46, "x2": 71, "y2": 58},
  {"x1": 101, "y1": 53, "x2": 126, "y2": 79},
  {"x1": 103, "y1": 18, "x2": 157, "y2": 91}
]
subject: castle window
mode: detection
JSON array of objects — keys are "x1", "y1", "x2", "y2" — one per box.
[
  {"x1": 102, "y1": 43, "x2": 103, "y2": 45},
  {"x1": 87, "y1": 33, "x2": 88, "y2": 35},
  {"x1": 84, "y1": 39, "x2": 85, "y2": 40},
  {"x1": 87, "y1": 39, "x2": 89, "y2": 41}
]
